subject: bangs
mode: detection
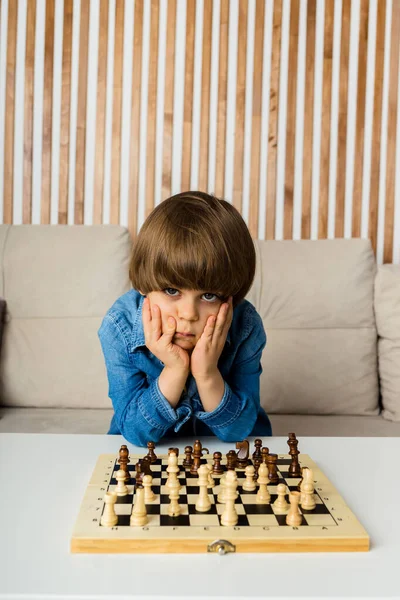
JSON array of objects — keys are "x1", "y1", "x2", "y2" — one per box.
[{"x1": 138, "y1": 228, "x2": 240, "y2": 298}]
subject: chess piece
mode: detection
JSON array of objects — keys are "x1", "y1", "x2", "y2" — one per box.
[
  {"x1": 130, "y1": 485, "x2": 148, "y2": 526},
  {"x1": 140, "y1": 456, "x2": 153, "y2": 477},
  {"x1": 243, "y1": 465, "x2": 257, "y2": 491},
  {"x1": 221, "y1": 470, "x2": 239, "y2": 526},
  {"x1": 206, "y1": 463, "x2": 215, "y2": 488},
  {"x1": 252, "y1": 439, "x2": 262, "y2": 461},
  {"x1": 273, "y1": 483, "x2": 290, "y2": 514},
  {"x1": 217, "y1": 473, "x2": 227, "y2": 503},
  {"x1": 287, "y1": 433, "x2": 302, "y2": 477},
  {"x1": 212, "y1": 451, "x2": 224, "y2": 474},
  {"x1": 286, "y1": 491, "x2": 302, "y2": 526},
  {"x1": 301, "y1": 469, "x2": 316, "y2": 510},
  {"x1": 168, "y1": 447, "x2": 179, "y2": 458},
  {"x1": 146, "y1": 441, "x2": 157, "y2": 463},
  {"x1": 101, "y1": 492, "x2": 118, "y2": 527},
  {"x1": 135, "y1": 461, "x2": 144, "y2": 488},
  {"x1": 261, "y1": 447, "x2": 269, "y2": 465},
  {"x1": 226, "y1": 450, "x2": 237, "y2": 470},
  {"x1": 118, "y1": 444, "x2": 131, "y2": 483},
  {"x1": 195, "y1": 464, "x2": 212, "y2": 512},
  {"x1": 143, "y1": 474, "x2": 156, "y2": 502},
  {"x1": 115, "y1": 468, "x2": 129, "y2": 496},
  {"x1": 236, "y1": 440, "x2": 249, "y2": 469},
  {"x1": 168, "y1": 477, "x2": 181, "y2": 517},
  {"x1": 190, "y1": 440, "x2": 202, "y2": 474},
  {"x1": 266, "y1": 453, "x2": 279, "y2": 484},
  {"x1": 165, "y1": 451, "x2": 181, "y2": 490},
  {"x1": 182, "y1": 446, "x2": 193, "y2": 468},
  {"x1": 256, "y1": 462, "x2": 270, "y2": 503}
]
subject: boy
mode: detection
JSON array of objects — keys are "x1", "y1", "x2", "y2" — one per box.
[{"x1": 98, "y1": 191, "x2": 272, "y2": 446}]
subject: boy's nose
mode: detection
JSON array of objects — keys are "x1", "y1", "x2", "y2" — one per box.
[{"x1": 177, "y1": 300, "x2": 198, "y2": 321}]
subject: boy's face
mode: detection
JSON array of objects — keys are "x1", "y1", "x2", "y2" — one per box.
[{"x1": 144, "y1": 288, "x2": 226, "y2": 353}]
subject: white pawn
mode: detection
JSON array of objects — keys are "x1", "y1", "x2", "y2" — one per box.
[
  {"x1": 196, "y1": 464, "x2": 212, "y2": 512},
  {"x1": 301, "y1": 480, "x2": 316, "y2": 510},
  {"x1": 242, "y1": 465, "x2": 256, "y2": 491},
  {"x1": 300, "y1": 468, "x2": 315, "y2": 504},
  {"x1": 168, "y1": 478, "x2": 181, "y2": 517},
  {"x1": 115, "y1": 469, "x2": 129, "y2": 496},
  {"x1": 286, "y1": 491, "x2": 302, "y2": 526},
  {"x1": 100, "y1": 492, "x2": 118, "y2": 527},
  {"x1": 221, "y1": 470, "x2": 239, "y2": 526},
  {"x1": 273, "y1": 483, "x2": 289, "y2": 514},
  {"x1": 165, "y1": 452, "x2": 180, "y2": 490},
  {"x1": 217, "y1": 473, "x2": 227, "y2": 503},
  {"x1": 143, "y1": 474, "x2": 156, "y2": 502},
  {"x1": 256, "y1": 463, "x2": 270, "y2": 503},
  {"x1": 130, "y1": 486, "x2": 148, "y2": 527}
]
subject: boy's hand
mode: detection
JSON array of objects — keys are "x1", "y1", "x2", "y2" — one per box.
[
  {"x1": 142, "y1": 298, "x2": 190, "y2": 373},
  {"x1": 190, "y1": 297, "x2": 233, "y2": 381}
]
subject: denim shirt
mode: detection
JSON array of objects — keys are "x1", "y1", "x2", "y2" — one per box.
[{"x1": 98, "y1": 289, "x2": 272, "y2": 447}]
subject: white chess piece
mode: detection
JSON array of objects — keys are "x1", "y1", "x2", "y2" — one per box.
[
  {"x1": 286, "y1": 491, "x2": 302, "y2": 526},
  {"x1": 206, "y1": 463, "x2": 215, "y2": 488},
  {"x1": 115, "y1": 469, "x2": 129, "y2": 496},
  {"x1": 273, "y1": 483, "x2": 289, "y2": 514},
  {"x1": 165, "y1": 452, "x2": 180, "y2": 491},
  {"x1": 256, "y1": 463, "x2": 270, "y2": 503},
  {"x1": 221, "y1": 470, "x2": 239, "y2": 526},
  {"x1": 168, "y1": 478, "x2": 181, "y2": 517},
  {"x1": 101, "y1": 492, "x2": 118, "y2": 527},
  {"x1": 242, "y1": 465, "x2": 256, "y2": 491},
  {"x1": 196, "y1": 464, "x2": 212, "y2": 512},
  {"x1": 143, "y1": 474, "x2": 156, "y2": 502},
  {"x1": 130, "y1": 486, "x2": 148, "y2": 526},
  {"x1": 217, "y1": 473, "x2": 227, "y2": 503},
  {"x1": 301, "y1": 478, "x2": 316, "y2": 510}
]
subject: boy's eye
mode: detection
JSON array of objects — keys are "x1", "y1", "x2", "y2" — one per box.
[
  {"x1": 163, "y1": 288, "x2": 221, "y2": 302},
  {"x1": 164, "y1": 288, "x2": 179, "y2": 296}
]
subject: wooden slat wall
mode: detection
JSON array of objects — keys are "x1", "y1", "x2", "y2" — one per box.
[{"x1": 0, "y1": 0, "x2": 400, "y2": 263}]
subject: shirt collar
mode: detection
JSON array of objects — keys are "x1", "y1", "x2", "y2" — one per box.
[{"x1": 131, "y1": 293, "x2": 232, "y2": 352}]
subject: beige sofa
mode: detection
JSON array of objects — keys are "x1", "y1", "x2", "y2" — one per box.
[{"x1": 1, "y1": 224, "x2": 399, "y2": 437}]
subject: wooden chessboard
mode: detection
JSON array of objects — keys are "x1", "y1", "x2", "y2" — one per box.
[{"x1": 70, "y1": 452, "x2": 370, "y2": 553}]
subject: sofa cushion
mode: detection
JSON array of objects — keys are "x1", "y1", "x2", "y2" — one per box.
[
  {"x1": 374, "y1": 264, "x2": 400, "y2": 422},
  {"x1": 251, "y1": 239, "x2": 379, "y2": 417},
  {"x1": 0, "y1": 225, "x2": 132, "y2": 408}
]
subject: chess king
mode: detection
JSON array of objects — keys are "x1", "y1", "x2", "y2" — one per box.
[{"x1": 98, "y1": 191, "x2": 272, "y2": 446}]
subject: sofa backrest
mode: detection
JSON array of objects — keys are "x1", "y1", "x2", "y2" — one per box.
[
  {"x1": 0, "y1": 225, "x2": 380, "y2": 418},
  {"x1": 247, "y1": 238, "x2": 379, "y2": 417},
  {"x1": 0, "y1": 225, "x2": 132, "y2": 408}
]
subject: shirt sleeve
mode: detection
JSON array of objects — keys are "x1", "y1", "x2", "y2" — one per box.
[
  {"x1": 193, "y1": 308, "x2": 267, "y2": 442},
  {"x1": 98, "y1": 314, "x2": 192, "y2": 447}
]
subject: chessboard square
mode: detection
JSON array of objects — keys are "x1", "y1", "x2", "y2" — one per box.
[
  {"x1": 187, "y1": 493, "x2": 215, "y2": 505},
  {"x1": 277, "y1": 459, "x2": 292, "y2": 465},
  {"x1": 243, "y1": 503, "x2": 274, "y2": 515},
  {"x1": 117, "y1": 514, "x2": 131, "y2": 526},
  {"x1": 303, "y1": 514, "x2": 337, "y2": 527},
  {"x1": 185, "y1": 485, "x2": 200, "y2": 495},
  {"x1": 240, "y1": 494, "x2": 262, "y2": 505},
  {"x1": 247, "y1": 514, "x2": 280, "y2": 527},
  {"x1": 189, "y1": 514, "x2": 220, "y2": 527},
  {"x1": 301, "y1": 502, "x2": 330, "y2": 514},
  {"x1": 160, "y1": 485, "x2": 187, "y2": 496},
  {"x1": 146, "y1": 514, "x2": 161, "y2": 527},
  {"x1": 146, "y1": 503, "x2": 161, "y2": 515},
  {"x1": 115, "y1": 494, "x2": 134, "y2": 504},
  {"x1": 188, "y1": 503, "x2": 218, "y2": 515},
  {"x1": 218, "y1": 513, "x2": 249, "y2": 527},
  {"x1": 216, "y1": 503, "x2": 245, "y2": 515},
  {"x1": 160, "y1": 503, "x2": 189, "y2": 516},
  {"x1": 114, "y1": 503, "x2": 133, "y2": 516},
  {"x1": 160, "y1": 514, "x2": 190, "y2": 527}
]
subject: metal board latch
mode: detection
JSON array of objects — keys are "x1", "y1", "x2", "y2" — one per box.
[{"x1": 207, "y1": 539, "x2": 236, "y2": 554}]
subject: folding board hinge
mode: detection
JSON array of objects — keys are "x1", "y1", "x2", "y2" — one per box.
[{"x1": 207, "y1": 539, "x2": 236, "y2": 554}]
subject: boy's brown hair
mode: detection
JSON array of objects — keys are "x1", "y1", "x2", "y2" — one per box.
[{"x1": 129, "y1": 191, "x2": 255, "y2": 307}]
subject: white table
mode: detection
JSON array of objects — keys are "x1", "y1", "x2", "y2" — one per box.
[{"x1": 0, "y1": 434, "x2": 399, "y2": 600}]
